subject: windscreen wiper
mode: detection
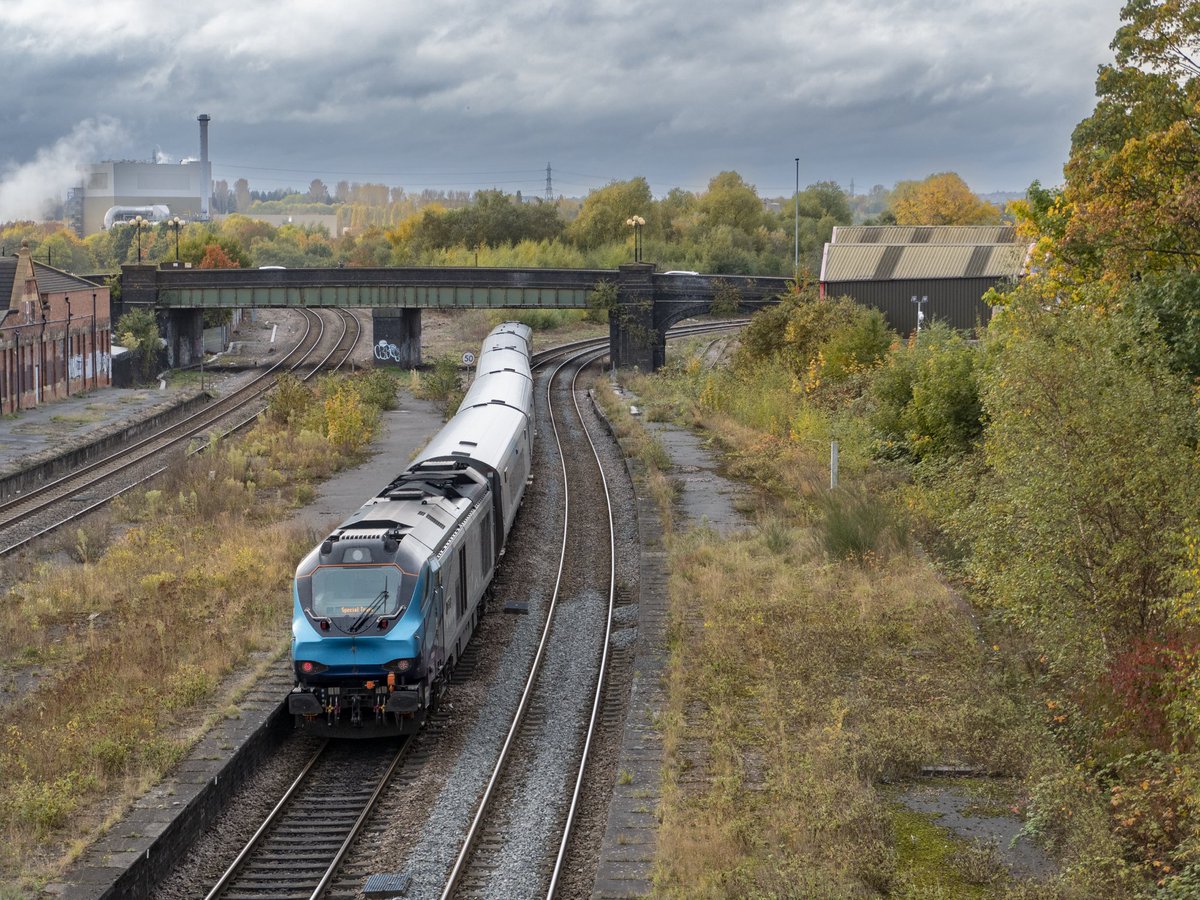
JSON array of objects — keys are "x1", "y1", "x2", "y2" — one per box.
[{"x1": 348, "y1": 584, "x2": 389, "y2": 634}]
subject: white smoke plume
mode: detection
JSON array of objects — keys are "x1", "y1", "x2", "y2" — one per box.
[{"x1": 0, "y1": 117, "x2": 128, "y2": 224}]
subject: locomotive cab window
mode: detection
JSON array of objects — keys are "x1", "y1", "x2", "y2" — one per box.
[{"x1": 311, "y1": 564, "x2": 411, "y2": 619}]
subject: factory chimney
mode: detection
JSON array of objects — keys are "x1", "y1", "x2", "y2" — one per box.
[{"x1": 197, "y1": 113, "x2": 211, "y2": 219}]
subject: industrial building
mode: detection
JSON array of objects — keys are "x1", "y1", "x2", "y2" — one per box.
[
  {"x1": 69, "y1": 115, "x2": 214, "y2": 237},
  {"x1": 819, "y1": 225, "x2": 1032, "y2": 334},
  {"x1": 0, "y1": 243, "x2": 112, "y2": 414}
]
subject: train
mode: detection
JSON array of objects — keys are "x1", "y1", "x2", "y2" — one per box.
[{"x1": 287, "y1": 322, "x2": 534, "y2": 736}]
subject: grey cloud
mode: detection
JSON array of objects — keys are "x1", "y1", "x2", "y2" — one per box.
[{"x1": 0, "y1": 0, "x2": 1122, "y2": 206}]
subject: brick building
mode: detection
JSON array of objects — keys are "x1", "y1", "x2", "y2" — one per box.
[{"x1": 0, "y1": 243, "x2": 112, "y2": 414}]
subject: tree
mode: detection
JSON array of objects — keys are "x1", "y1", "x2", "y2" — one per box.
[
  {"x1": 308, "y1": 179, "x2": 330, "y2": 204},
  {"x1": 234, "y1": 178, "x2": 251, "y2": 213},
  {"x1": 1056, "y1": 1, "x2": 1200, "y2": 280},
  {"x1": 116, "y1": 307, "x2": 163, "y2": 383},
  {"x1": 890, "y1": 172, "x2": 1000, "y2": 225},
  {"x1": 567, "y1": 177, "x2": 654, "y2": 250},
  {"x1": 964, "y1": 290, "x2": 1200, "y2": 675},
  {"x1": 658, "y1": 187, "x2": 697, "y2": 241},
  {"x1": 696, "y1": 171, "x2": 767, "y2": 234},
  {"x1": 199, "y1": 243, "x2": 243, "y2": 269}
]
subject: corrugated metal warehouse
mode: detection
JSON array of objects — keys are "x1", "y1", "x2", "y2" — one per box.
[{"x1": 820, "y1": 225, "x2": 1031, "y2": 334}]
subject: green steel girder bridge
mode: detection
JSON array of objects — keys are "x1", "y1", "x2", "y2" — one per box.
[{"x1": 119, "y1": 263, "x2": 791, "y2": 370}]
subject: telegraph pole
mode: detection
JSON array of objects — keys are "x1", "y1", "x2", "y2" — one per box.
[{"x1": 794, "y1": 157, "x2": 800, "y2": 276}]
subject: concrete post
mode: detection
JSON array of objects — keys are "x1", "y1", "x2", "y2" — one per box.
[{"x1": 372, "y1": 308, "x2": 422, "y2": 368}]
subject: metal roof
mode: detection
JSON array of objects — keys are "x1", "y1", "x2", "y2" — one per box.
[
  {"x1": 0, "y1": 259, "x2": 15, "y2": 311},
  {"x1": 31, "y1": 262, "x2": 100, "y2": 294},
  {"x1": 831, "y1": 225, "x2": 1017, "y2": 245},
  {"x1": 820, "y1": 242, "x2": 1031, "y2": 282}
]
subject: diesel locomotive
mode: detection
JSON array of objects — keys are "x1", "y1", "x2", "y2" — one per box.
[{"x1": 287, "y1": 322, "x2": 534, "y2": 735}]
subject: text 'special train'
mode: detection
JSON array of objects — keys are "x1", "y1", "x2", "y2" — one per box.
[{"x1": 288, "y1": 322, "x2": 534, "y2": 736}]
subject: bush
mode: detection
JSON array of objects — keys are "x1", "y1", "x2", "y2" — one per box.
[
  {"x1": 868, "y1": 322, "x2": 982, "y2": 460},
  {"x1": 813, "y1": 307, "x2": 894, "y2": 385},
  {"x1": 418, "y1": 355, "x2": 465, "y2": 416},
  {"x1": 267, "y1": 374, "x2": 313, "y2": 425}
]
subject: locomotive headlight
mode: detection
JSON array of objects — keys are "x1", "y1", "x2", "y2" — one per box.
[
  {"x1": 297, "y1": 660, "x2": 329, "y2": 676},
  {"x1": 383, "y1": 658, "x2": 413, "y2": 673}
]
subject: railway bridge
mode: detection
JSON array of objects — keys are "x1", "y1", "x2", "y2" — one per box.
[{"x1": 119, "y1": 263, "x2": 790, "y2": 370}]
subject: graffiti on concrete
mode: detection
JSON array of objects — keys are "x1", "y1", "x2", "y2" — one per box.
[{"x1": 374, "y1": 339, "x2": 405, "y2": 362}]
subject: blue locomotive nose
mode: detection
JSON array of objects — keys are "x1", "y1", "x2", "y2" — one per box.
[{"x1": 292, "y1": 632, "x2": 420, "y2": 680}]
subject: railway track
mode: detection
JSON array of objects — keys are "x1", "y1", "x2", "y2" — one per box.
[
  {"x1": 43, "y1": 317, "x2": 743, "y2": 898},
  {"x1": 441, "y1": 344, "x2": 618, "y2": 898},
  {"x1": 0, "y1": 307, "x2": 362, "y2": 558},
  {"x1": 203, "y1": 739, "x2": 408, "y2": 900}
]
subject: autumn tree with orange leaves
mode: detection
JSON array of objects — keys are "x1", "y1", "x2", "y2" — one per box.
[{"x1": 889, "y1": 172, "x2": 1001, "y2": 225}]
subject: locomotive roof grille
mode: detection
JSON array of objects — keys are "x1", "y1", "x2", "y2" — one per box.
[{"x1": 385, "y1": 488, "x2": 426, "y2": 500}]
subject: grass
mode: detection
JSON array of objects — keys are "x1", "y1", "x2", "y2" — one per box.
[
  {"x1": 592, "y1": 347, "x2": 1130, "y2": 898},
  {"x1": 0, "y1": 368, "x2": 401, "y2": 891}
]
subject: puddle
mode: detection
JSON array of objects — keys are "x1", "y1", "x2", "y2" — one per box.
[
  {"x1": 643, "y1": 420, "x2": 751, "y2": 532},
  {"x1": 897, "y1": 781, "x2": 1057, "y2": 881}
]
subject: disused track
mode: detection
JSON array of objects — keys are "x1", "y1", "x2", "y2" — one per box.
[{"x1": 0, "y1": 307, "x2": 362, "y2": 557}]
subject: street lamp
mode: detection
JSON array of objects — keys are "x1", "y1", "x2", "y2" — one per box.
[
  {"x1": 911, "y1": 295, "x2": 928, "y2": 333},
  {"x1": 134, "y1": 215, "x2": 145, "y2": 263},
  {"x1": 625, "y1": 215, "x2": 645, "y2": 262},
  {"x1": 170, "y1": 216, "x2": 183, "y2": 262}
]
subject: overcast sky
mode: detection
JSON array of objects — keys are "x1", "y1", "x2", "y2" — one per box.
[{"x1": 0, "y1": 0, "x2": 1120, "y2": 219}]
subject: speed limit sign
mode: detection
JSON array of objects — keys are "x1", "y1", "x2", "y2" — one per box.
[{"x1": 462, "y1": 351, "x2": 476, "y2": 365}]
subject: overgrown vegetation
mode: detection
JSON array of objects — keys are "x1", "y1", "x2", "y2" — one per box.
[
  {"x1": 600, "y1": 242, "x2": 1200, "y2": 893},
  {"x1": 114, "y1": 307, "x2": 163, "y2": 383},
  {"x1": 0, "y1": 368, "x2": 400, "y2": 892}
]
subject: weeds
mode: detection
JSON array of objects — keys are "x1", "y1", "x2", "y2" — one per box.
[
  {"x1": 0, "y1": 369, "x2": 398, "y2": 886},
  {"x1": 629, "y1": 341, "x2": 1118, "y2": 896}
]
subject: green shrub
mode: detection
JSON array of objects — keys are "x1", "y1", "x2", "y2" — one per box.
[
  {"x1": 267, "y1": 374, "x2": 313, "y2": 425},
  {"x1": 868, "y1": 322, "x2": 982, "y2": 460}
]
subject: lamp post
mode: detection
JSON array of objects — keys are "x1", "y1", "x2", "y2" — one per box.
[
  {"x1": 625, "y1": 215, "x2": 645, "y2": 262},
  {"x1": 134, "y1": 215, "x2": 145, "y2": 263},
  {"x1": 911, "y1": 295, "x2": 928, "y2": 333},
  {"x1": 170, "y1": 216, "x2": 183, "y2": 262},
  {"x1": 794, "y1": 157, "x2": 800, "y2": 277}
]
